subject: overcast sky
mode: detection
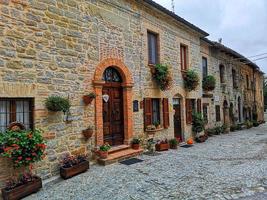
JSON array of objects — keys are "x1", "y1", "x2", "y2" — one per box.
[{"x1": 154, "y1": 0, "x2": 267, "y2": 74}]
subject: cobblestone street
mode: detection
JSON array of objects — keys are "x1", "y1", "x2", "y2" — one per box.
[{"x1": 26, "y1": 120, "x2": 267, "y2": 200}]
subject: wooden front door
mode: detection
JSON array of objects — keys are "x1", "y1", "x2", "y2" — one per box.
[
  {"x1": 173, "y1": 98, "x2": 183, "y2": 142},
  {"x1": 103, "y1": 86, "x2": 124, "y2": 146}
]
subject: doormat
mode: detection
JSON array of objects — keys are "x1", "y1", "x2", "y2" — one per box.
[
  {"x1": 144, "y1": 152, "x2": 161, "y2": 156},
  {"x1": 180, "y1": 144, "x2": 193, "y2": 148},
  {"x1": 119, "y1": 158, "x2": 143, "y2": 166}
]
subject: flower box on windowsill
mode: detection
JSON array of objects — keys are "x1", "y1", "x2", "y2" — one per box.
[{"x1": 155, "y1": 143, "x2": 169, "y2": 151}]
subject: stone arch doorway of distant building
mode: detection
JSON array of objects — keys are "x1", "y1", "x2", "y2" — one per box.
[
  {"x1": 93, "y1": 58, "x2": 134, "y2": 146},
  {"x1": 223, "y1": 99, "x2": 229, "y2": 125},
  {"x1": 172, "y1": 93, "x2": 184, "y2": 142}
]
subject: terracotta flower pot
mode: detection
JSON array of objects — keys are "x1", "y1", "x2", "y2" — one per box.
[
  {"x1": 98, "y1": 151, "x2": 108, "y2": 159},
  {"x1": 155, "y1": 143, "x2": 169, "y2": 151},
  {"x1": 132, "y1": 143, "x2": 140, "y2": 150},
  {"x1": 83, "y1": 96, "x2": 94, "y2": 105},
  {"x1": 1, "y1": 176, "x2": 42, "y2": 200},
  {"x1": 60, "y1": 160, "x2": 89, "y2": 179},
  {"x1": 82, "y1": 129, "x2": 93, "y2": 140}
]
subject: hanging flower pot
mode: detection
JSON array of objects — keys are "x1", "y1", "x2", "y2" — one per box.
[
  {"x1": 83, "y1": 92, "x2": 96, "y2": 105},
  {"x1": 183, "y1": 70, "x2": 199, "y2": 91},
  {"x1": 153, "y1": 64, "x2": 173, "y2": 91},
  {"x1": 202, "y1": 75, "x2": 216, "y2": 91},
  {"x1": 82, "y1": 126, "x2": 94, "y2": 140}
]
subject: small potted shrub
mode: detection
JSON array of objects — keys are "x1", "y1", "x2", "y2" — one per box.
[
  {"x1": 82, "y1": 126, "x2": 94, "y2": 140},
  {"x1": 154, "y1": 121, "x2": 161, "y2": 129},
  {"x1": 60, "y1": 154, "x2": 89, "y2": 179},
  {"x1": 183, "y1": 70, "x2": 199, "y2": 91},
  {"x1": 169, "y1": 138, "x2": 178, "y2": 149},
  {"x1": 0, "y1": 129, "x2": 46, "y2": 200},
  {"x1": 1, "y1": 172, "x2": 42, "y2": 200},
  {"x1": 83, "y1": 92, "x2": 96, "y2": 105},
  {"x1": 45, "y1": 96, "x2": 70, "y2": 113},
  {"x1": 202, "y1": 75, "x2": 216, "y2": 91},
  {"x1": 131, "y1": 138, "x2": 141, "y2": 150},
  {"x1": 98, "y1": 143, "x2": 111, "y2": 159},
  {"x1": 252, "y1": 121, "x2": 259, "y2": 127},
  {"x1": 155, "y1": 139, "x2": 169, "y2": 151}
]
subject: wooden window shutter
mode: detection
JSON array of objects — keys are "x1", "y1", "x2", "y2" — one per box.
[
  {"x1": 144, "y1": 98, "x2": 152, "y2": 128},
  {"x1": 162, "y1": 98, "x2": 170, "y2": 128},
  {"x1": 186, "y1": 99, "x2": 192, "y2": 124},
  {"x1": 197, "y1": 99, "x2": 202, "y2": 113}
]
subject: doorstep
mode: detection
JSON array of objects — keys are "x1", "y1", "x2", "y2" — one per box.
[{"x1": 98, "y1": 146, "x2": 143, "y2": 166}]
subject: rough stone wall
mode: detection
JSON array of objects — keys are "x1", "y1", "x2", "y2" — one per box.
[{"x1": 0, "y1": 0, "x2": 203, "y2": 185}]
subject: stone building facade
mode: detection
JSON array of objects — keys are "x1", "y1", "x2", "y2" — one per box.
[{"x1": 0, "y1": 0, "x2": 264, "y2": 186}]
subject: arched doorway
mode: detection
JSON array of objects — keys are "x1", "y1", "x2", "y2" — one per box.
[
  {"x1": 93, "y1": 58, "x2": 133, "y2": 146},
  {"x1": 238, "y1": 97, "x2": 241, "y2": 122},
  {"x1": 172, "y1": 95, "x2": 183, "y2": 142},
  {"x1": 102, "y1": 67, "x2": 124, "y2": 146},
  {"x1": 223, "y1": 100, "x2": 229, "y2": 125},
  {"x1": 229, "y1": 102, "x2": 234, "y2": 125}
]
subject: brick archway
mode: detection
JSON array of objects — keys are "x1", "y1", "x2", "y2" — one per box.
[{"x1": 93, "y1": 58, "x2": 133, "y2": 146}]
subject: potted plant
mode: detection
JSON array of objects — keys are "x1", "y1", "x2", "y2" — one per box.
[
  {"x1": 82, "y1": 126, "x2": 94, "y2": 140},
  {"x1": 60, "y1": 154, "x2": 89, "y2": 179},
  {"x1": 183, "y1": 70, "x2": 199, "y2": 91},
  {"x1": 155, "y1": 139, "x2": 169, "y2": 151},
  {"x1": 0, "y1": 129, "x2": 46, "y2": 200},
  {"x1": 83, "y1": 92, "x2": 96, "y2": 105},
  {"x1": 202, "y1": 75, "x2": 216, "y2": 91},
  {"x1": 153, "y1": 64, "x2": 172, "y2": 91},
  {"x1": 154, "y1": 121, "x2": 161, "y2": 129},
  {"x1": 98, "y1": 143, "x2": 111, "y2": 159},
  {"x1": 169, "y1": 138, "x2": 178, "y2": 149},
  {"x1": 1, "y1": 172, "x2": 42, "y2": 200},
  {"x1": 45, "y1": 96, "x2": 70, "y2": 113},
  {"x1": 131, "y1": 138, "x2": 141, "y2": 150}
]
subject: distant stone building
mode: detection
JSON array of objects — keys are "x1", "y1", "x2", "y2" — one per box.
[{"x1": 0, "y1": 0, "x2": 264, "y2": 185}]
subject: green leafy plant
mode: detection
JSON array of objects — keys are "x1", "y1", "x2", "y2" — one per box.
[
  {"x1": 245, "y1": 121, "x2": 253, "y2": 129},
  {"x1": 202, "y1": 75, "x2": 216, "y2": 91},
  {"x1": 154, "y1": 121, "x2": 160, "y2": 127},
  {"x1": 221, "y1": 124, "x2": 228, "y2": 133},
  {"x1": 153, "y1": 64, "x2": 172, "y2": 91},
  {"x1": 183, "y1": 70, "x2": 199, "y2": 91},
  {"x1": 169, "y1": 138, "x2": 178, "y2": 146},
  {"x1": 131, "y1": 138, "x2": 141, "y2": 145},
  {"x1": 99, "y1": 143, "x2": 111, "y2": 152},
  {"x1": 86, "y1": 92, "x2": 96, "y2": 98},
  {"x1": 45, "y1": 96, "x2": 70, "y2": 113},
  {"x1": 0, "y1": 129, "x2": 46, "y2": 168},
  {"x1": 192, "y1": 112, "x2": 205, "y2": 134}
]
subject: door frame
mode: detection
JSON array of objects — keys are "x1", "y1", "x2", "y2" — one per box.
[
  {"x1": 93, "y1": 58, "x2": 133, "y2": 146},
  {"x1": 173, "y1": 97, "x2": 184, "y2": 142}
]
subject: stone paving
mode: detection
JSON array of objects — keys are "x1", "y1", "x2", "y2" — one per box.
[{"x1": 26, "y1": 121, "x2": 267, "y2": 200}]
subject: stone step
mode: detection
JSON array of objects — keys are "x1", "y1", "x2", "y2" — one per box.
[
  {"x1": 98, "y1": 148, "x2": 143, "y2": 166},
  {"x1": 108, "y1": 144, "x2": 130, "y2": 154}
]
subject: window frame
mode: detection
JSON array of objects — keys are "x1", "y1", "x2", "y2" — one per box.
[
  {"x1": 0, "y1": 98, "x2": 34, "y2": 132},
  {"x1": 215, "y1": 105, "x2": 221, "y2": 122},
  {"x1": 219, "y1": 65, "x2": 225, "y2": 83},
  {"x1": 151, "y1": 98, "x2": 160, "y2": 125},
  {"x1": 202, "y1": 57, "x2": 208, "y2": 78},
  {"x1": 147, "y1": 31, "x2": 159, "y2": 65},
  {"x1": 203, "y1": 104, "x2": 208, "y2": 123},
  {"x1": 180, "y1": 44, "x2": 188, "y2": 71}
]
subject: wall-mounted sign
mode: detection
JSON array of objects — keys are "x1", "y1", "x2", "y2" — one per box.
[
  {"x1": 133, "y1": 100, "x2": 139, "y2": 112},
  {"x1": 103, "y1": 94, "x2": 109, "y2": 102},
  {"x1": 214, "y1": 96, "x2": 220, "y2": 102}
]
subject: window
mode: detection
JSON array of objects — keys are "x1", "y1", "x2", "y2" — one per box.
[
  {"x1": 147, "y1": 31, "x2": 159, "y2": 65},
  {"x1": 219, "y1": 65, "x2": 225, "y2": 83},
  {"x1": 0, "y1": 98, "x2": 34, "y2": 132},
  {"x1": 215, "y1": 105, "x2": 221, "y2": 122},
  {"x1": 186, "y1": 99, "x2": 196, "y2": 124},
  {"x1": 152, "y1": 99, "x2": 160, "y2": 124},
  {"x1": 232, "y1": 69, "x2": 237, "y2": 88},
  {"x1": 246, "y1": 75, "x2": 249, "y2": 89},
  {"x1": 180, "y1": 44, "x2": 188, "y2": 71},
  {"x1": 202, "y1": 57, "x2": 208, "y2": 78},
  {"x1": 144, "y1": 98, "x2": 169, "y2": 129},
  {"x1": 203, "y1": 104, "x2": 208, "y2": 123}
]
